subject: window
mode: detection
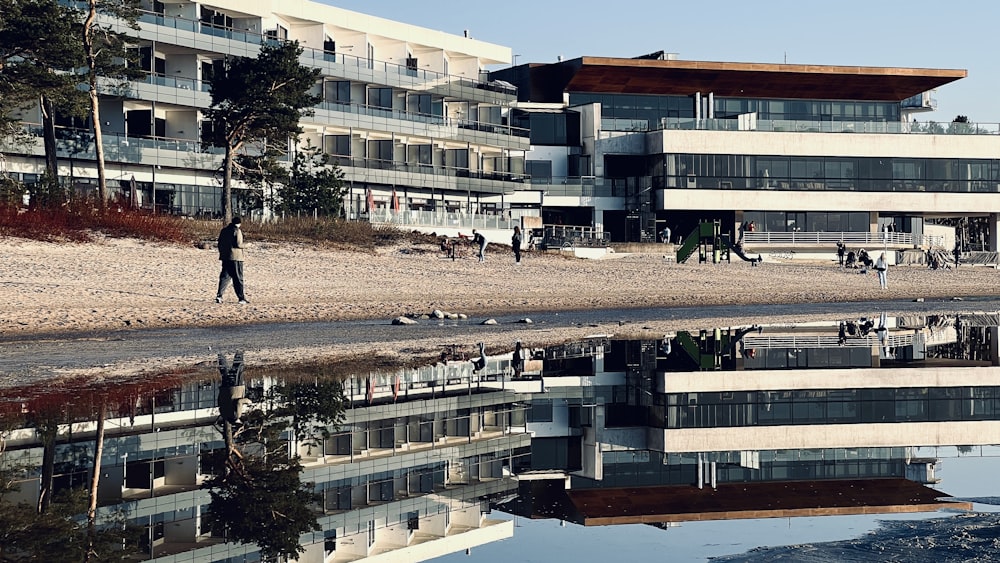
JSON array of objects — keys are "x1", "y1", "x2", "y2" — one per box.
[
  {"x1": 325, "y1": 81, "x2": 350, "y2": 104},
  {"x1": 409, "y1": 94, "x2": 439, "y2": 116},
  {"x1": 407, "y1": 144, "x2": 432, "y2": 166},
  {"x1": 480, "y1": 106, "x2": 502, "y2": 125},
  {"x1": 406, "y1": 56, "x2": 418, "y2": 77},
  {"x1": 568, "y1": 154, "x2": 591, "y2": 177},
  {"x1": 528, "y1": 399, "x2": 554, "y2": 422},
  {"x1": 446, "y1": 149, "x2": 468, "y2": 170},
  {"x1": 264, "y1": 25, "x2": 287, "y2": 41},
  {"x1": 368, "y1": 87, "x2": 393, "y2": 110},
  {"x1": 367, "y1": 140, "x2": 393, "y2": 162},
  {"x1": 325, "y1": 135, "x2": 350, "y2": 157}
]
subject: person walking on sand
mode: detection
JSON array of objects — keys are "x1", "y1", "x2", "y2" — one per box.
[
  {"x1": 511, "y1": 225, "x2": 523, "y2": 263},
  {"x1": 874, "y1": 252, "x2": 888, "y2": 289},
  {"x1": 216, "y1": 215, "x2": 249, "y2": 304},
  {"x1": 472, "y1": 229, "x2": 488, "y2": 263}
]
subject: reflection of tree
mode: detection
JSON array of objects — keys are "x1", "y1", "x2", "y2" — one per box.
[
  {"x1": 207, "y1": 353, "x2": 347, "y2": 561},
  {"x1": 1, "y1": 395, "x2": 139, "y2": 561}
]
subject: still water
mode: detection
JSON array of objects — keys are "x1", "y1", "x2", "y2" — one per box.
[{"x1": 3, "y1": 312, "x2": 1000, "y2": 562}]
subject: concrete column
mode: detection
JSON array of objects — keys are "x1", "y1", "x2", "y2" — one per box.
[
  {"x1": 990, "y1": 327, "x2": 999, "y2": 367},
  {"x1": 989, "y1": 213, "x2": 1000, "y2": 253}
]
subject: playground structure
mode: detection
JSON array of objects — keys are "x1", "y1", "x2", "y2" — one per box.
[
  {"x1": 676, "y1": 220, "x2": 760, "y2": 264},
  {"x1": 668, "y1": 326, "x2": 761, "y2": 370}
]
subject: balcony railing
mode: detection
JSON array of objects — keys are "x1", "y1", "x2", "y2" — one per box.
[
  {"x1": 141, "y1": 72, "x2": 207, "y2": 92},
  {"x1": 742, "y1": 231, "x2": 946, "y2": 248},
  {"x1": 362, "y1": 209, "x2": 517, "y2": 231},
  {"x1": 602, "y1": 116, "x2": 1000, "y2": 136},
  {"x1": 137, "y1": 11, "x2": 516, "y2": 96},
  {"x1": 335, "y1": 157, "x2": 529, "y2": 183},
  {"x1": 319, "y1": 101, "x2": 529, "y2": 137}
]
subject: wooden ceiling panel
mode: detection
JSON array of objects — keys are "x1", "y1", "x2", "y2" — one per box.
[{"x1": 547, "y1": 57, "x2": 966, "y2": 101}]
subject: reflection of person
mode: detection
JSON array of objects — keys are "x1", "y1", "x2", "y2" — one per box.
[
  {"x1": 472, "y1": 229, "x2": 488, "y2": 263},
  {"x1": 472, "y1": 342, "x2": 487, "y2": 372},
  {"x1": 216, "y1": 216, "x2": 248, "y2": 304},
  {"x1": 512, "y1": 226, "x2": 522, "y2": 263},
  {"x1": 875, "y1": 252, "x2": 888, "y2": 289}
]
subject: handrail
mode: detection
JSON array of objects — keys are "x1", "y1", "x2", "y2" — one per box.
[
  {"x1": 602, "y1": 115, "x2": 1000, "y2": 136},
  {"x1": 137, "y1": 10, "x2": 516, "y2": 96},
  {"x1": 742, "y1": 231, "x2": 945, "y2": 248},
  {"x1": 318, "y1": 101, "x2": 529, "y2": 137}
]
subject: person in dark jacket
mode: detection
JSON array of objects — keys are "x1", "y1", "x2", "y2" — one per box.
[
  {"x1": 472, "y1": 229, "x2": 488, "y2": 263},
  {"x1": 511, "y1": 226, "x2": 522, "y2": 263},
  {"x1": 216, "y1": 216, "x2": 248, "y2": 304}
]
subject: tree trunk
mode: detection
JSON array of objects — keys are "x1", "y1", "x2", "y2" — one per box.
[
  {"x1": 40, "y1": 95, "x2": 59, "y2": 182},
  {"x1": 223, "y1": 143, "x2": 234, "y2": 222},
  {"x1": 36, "y1": 419, "x2": 58, "y2": 514},
  {"x1": 84, "y1": 0, "x2": 107, "y2": 211},
  {"x1": 84, "y1": 401, "x2": 107, "y2": 563}
]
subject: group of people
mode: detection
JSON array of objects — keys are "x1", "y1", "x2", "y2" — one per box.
[
  {"x1": 469, "y1": 226, "x2": 523, "y2": 264},
  {"x1": 836, "y1": 241, "x2": 888, "y2": 289},
  {"x1": 214, "y1": 217, "x2": 530, "y2": 305}
]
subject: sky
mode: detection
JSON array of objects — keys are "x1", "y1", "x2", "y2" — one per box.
[{"x1": 319, "y1": 0, "x2": 1000, "y2": 123}]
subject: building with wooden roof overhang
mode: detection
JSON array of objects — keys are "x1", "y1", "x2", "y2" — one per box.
[{"x1": 492, "y1": 53, "x2": 999, "y2": 260}]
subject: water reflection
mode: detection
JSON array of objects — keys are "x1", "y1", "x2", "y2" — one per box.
[{"x1": 2, "y1": 313, "x2": 1000, "y2": 561}]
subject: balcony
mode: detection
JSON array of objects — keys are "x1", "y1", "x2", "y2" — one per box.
[
  {"x1": 138, "y1": 10, "x2": 517, "y2": 101},
  {"x1": 602, "y1": 116, "x2": 1000, "y2": 136},
  {"x1": 317, "y1": 102, "x2": 529, "y2": 141}
]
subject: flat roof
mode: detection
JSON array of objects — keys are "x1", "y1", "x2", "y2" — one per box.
[
  {"x1": 530, "y1": 57, "x2": 966, "y2": 101},
  {"x1": 562, "y1": 479, "x2": 970, "y2": 525}
]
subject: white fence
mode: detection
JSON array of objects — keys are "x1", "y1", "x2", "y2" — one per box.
[
  {"x1": 743, "y1": 231, "x2": 945, "y2": 248},
  {"x1": 366, "y1": 209, "x2": 517, "y2": 231}
]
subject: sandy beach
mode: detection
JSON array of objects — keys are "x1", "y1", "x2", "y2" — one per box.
[{"x1": 3, "y1": 234, "x2": 1000, "y2": 383}]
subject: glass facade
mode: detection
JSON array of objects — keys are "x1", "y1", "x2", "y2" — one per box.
[
  {"x1": 660, "y1": 387, "x2": 1000, "y2": 429},
  {"x1": 651, "y1": 153, "x2": 1000, "y2": 194},
  {"x1": 570, "y1": 92, "x2": 901, "y2": 130}
]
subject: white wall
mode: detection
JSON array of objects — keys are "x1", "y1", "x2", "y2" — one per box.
[
  {"x1": 652, "y1": 129, "x2": 1000, "y2": 160},
  {"x1": 662, "y1": 188, "x2": 1000, "y2": 214}
]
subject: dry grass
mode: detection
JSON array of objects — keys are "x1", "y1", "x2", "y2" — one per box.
[{"x1": 0, "y1": 204, "x2": 427, "y2": 250}]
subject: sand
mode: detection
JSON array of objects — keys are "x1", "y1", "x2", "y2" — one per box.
[{"x1": 2, "y1": 235, "x2": 999, "y2": 383}]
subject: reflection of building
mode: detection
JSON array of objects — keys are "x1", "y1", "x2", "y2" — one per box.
[
  {"x1": 502, "y1": 317, "x2": 996, "y2": 525},
  {"x1": 1, "y1": 359, "x2": 530, "y2": 562},
  {"x1": 3, "y1": 317, "x2": 998, "y2": 558}
]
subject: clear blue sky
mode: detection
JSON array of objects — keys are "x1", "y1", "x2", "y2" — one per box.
[{"x1": 320, "y1": 0, "x2": 999, "y2": 124}]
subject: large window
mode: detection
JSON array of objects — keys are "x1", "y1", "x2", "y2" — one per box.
[
  {"x1": 526, "y1": 160, "x2": 552, "y2": 182},
  {"x1": 662, "y1": 386, "x2": 1000, "y2": 429},
  {"x1": 367, "y1": 140, "x2": 393, "y2": 163},
  {"x1": 368, "y1": 87, "x2": 393, "y2": 110},
  {"x1": 658, "y1": 153, "x2": 1000, "y2": 195},
  {"x1": 325, "y1": 81, "x2": 350, "y2": 104},
  {"x1": 527, "y1": 112, "x2": 580, "y2": 145},
  {"x1": 325, "y1": 135, "x2": 350, "y2": 159},
  {"x1": 570, "y1": 92, "x2": 901, "y2": 129}
]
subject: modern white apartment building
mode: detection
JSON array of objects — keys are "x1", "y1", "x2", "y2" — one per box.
[
  {"x1": 492, "y1": 53, "x2": 1000, "y2": 254},
  {"x1": 2, "y1": 0, "x2": 529, "y2": 224}
]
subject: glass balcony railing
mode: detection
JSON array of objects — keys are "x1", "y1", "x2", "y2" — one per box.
[
  {"x1": 142, "y1": 72, "x2": 208, "y2": 92},
  {"x1": 334, "y1": 157, "x2": 530, "y2": 184},
  {"x1": 137, "y1": 10, "x2": 517, "y2": 97},
  {"x1": 318, "y1": 102, "x2": 529, "y2": 137},
  {"x1": 602, "y1": 116, "x2": 1000, "y2": 136}
]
